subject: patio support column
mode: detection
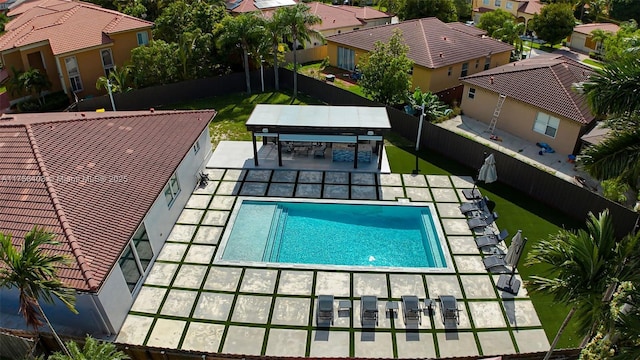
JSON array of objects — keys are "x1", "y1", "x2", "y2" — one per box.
[
  {"x1": 354, "y1": 141, "x2": 359, "y2": 169},
  {"x1": 277, "y1": 138, "x2": 283, "y2": 167},
  {"x1": 252, "y1": 133, "x2": 259, "y2": 166},
  {"x1": 377, "y1": 139, "x2": 383, "y2": 170}
]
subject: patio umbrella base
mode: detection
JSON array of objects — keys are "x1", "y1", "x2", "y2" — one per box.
[{"x1": 496, "y1": 274, "x2": 521, "y2": 295}]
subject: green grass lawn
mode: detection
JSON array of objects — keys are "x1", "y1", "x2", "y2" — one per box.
[
  {"x1": 299, "y1": 62, "x2": 369, "y2": 98},
  {"x1": 582, "y1": 58, "x2": 604, "y2": 69},
  {"x1": 169, "y1": 91, "x2": 583, "y2": 349}
]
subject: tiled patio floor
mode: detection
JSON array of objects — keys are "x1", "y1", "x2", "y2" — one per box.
[{"x1": 116, "y1": 168, "x2": 550, "y2": 358}]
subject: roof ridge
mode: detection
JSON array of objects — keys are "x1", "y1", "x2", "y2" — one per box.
[
  {"x1": 549, "y1": 61, "x2": 587, "y2": 122},
  {"x1": 24, "y1": 123, "x2": 100, "y2": 291},
  {"x1": 0, "y1": 19, "x2": 34, "y2": 48},
  {"x1": 419, "y1": 19, "x2": 432, "y2": 68},
  {"x1": 53, "y1": 4, "x2": 79, "y2": 25}
]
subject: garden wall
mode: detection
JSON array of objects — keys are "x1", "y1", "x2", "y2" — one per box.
[{"x1": 75, "y1": 69, "x2": 638, "y2": 237}]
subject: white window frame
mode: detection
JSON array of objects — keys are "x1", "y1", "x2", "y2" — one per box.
[
  {"x1": 482, "y1": 0, "x2": 489, "y2": 5},
  {"x1": 137, "y1": 31, "x2": 149, "y2": 46},
  {"x1": 193, "y1": 140, "x2": 201, "y2": 154},
  {"x1": 100, "y1": 48, "x2": 114, "y2": 76},
  {"x1": 468, "y1": 88, "x2": 476, "y2": 99},
  {"x1": 494, "y1": 0, "x2": 501, "y2": 7},
  {"x1": 64, "y1": 56, "x2": 83, "y2": 92},
  {"x1": 484, "y1": 57, "x2": 491, "y2": 70},
  {"x1": 461, "y1": 62, "x2": 469, "y2": 77},
  {"x1": 533, "y1": 112, "x2": 560, "y2": 138},
  {"x1": 163, "y1": 172, "x2": 181, "y2": 207},
  {"x1": 505, "y1": 1, "x2": 513, "y2": 10}
]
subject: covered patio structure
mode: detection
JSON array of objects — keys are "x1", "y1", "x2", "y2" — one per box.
[{"x1": 246, "y1": 105, "x2": 391, "y2": 170}]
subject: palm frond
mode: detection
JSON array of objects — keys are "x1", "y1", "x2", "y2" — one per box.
[{"x1": 578, "y1": 128, "x2": 640, "y2": 188}]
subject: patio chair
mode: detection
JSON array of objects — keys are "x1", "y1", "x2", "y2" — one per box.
[
  {"x1": 439, "y1": 295, "x2": 461, "y2": 325},
  {"x1": 459, "y1": 196, "x2": 489, "y2": 215},
  {"x1": 401, "y1": 295, "x2": 422, "y2": 325},
  {"x1": 317, "y1": 295, "x2": 334, "y2": 326},
  {"x1": 482, "y1": 255, "x2": 510, "y2": 273},
  {"x1": 313, "y1": 144, "x2": 326, "y2": 158},
  {"x1": 360, "y1": 296, "x2": 378, "y2": 326},
  {"x1": 475, "y1": 229, "x2": 509, "y2": 248},
  {"x1": 467, "y1": 212, "x2": 499, "y2": 230}
]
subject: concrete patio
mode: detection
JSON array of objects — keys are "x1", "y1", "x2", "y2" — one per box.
[{"x1": 116, "y1": 166, "x2": 550, "y2": 358}]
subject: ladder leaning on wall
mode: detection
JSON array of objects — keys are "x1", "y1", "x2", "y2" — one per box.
[{"x1": 487, "y1": 94, "x2": 507, "y2": 135}]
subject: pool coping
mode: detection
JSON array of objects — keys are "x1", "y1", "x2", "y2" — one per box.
[{"x1": 213, "y1": 197, "x2": 455, "y2": 274}]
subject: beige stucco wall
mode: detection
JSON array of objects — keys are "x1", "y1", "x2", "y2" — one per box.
[
  {"x1": 328, "y1": 40, "x2": 511, "y2": 93},
  {"x1": 460, "y1": 84, "x2": 583, "y2": 154},
  {"x1": 472, "y1": 0, "x2": 536, "y2": 26}
]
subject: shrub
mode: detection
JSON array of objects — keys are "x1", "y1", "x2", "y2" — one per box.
[{"x1": 16, "y1": 91, "x2": 70, "y2": 113}]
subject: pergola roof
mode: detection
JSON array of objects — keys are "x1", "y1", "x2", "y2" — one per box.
[{"x1": 246, "y1": 105, "x2": 391, "y2": 132}]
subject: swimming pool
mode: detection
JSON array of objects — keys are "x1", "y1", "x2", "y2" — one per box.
[{"x1": 215, "y1": 198, "x2": 452, "y2": 271}]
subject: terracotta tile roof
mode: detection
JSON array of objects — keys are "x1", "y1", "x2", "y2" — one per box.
[
  {"x1": 573, "y1": 22, "x2": 620, "y2": 35},
  {"x1": 462, "y1": 54, "x2": 595, "y2": 124},
  {"x1": 326, "y1": 17, "x2": 513, "y2": 69},
  {"x1": 517, "y1": 0, "x2": 544, "y2": 15},
  {"x1": 335, "y1": 5, "x2": 390, "y2": 20},
  {"x1": 0, "y1": 0, "x2": 153, "y2": 55},
  {"x1": 0, "y1": 110, "x2": 216, "y2": 291},
  {"x1": 307, "y1": 2, "x2": 363, "y2": 31},
  {"x1": 446, "y1": 22, "x2": 487, "y2": 36}
]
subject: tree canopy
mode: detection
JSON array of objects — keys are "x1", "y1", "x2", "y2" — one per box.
[
  {"x1": 600, "y1": 20, "x2": 640, "y2": 62},
  {"x1": 359, "y1": 29, "x2": 414, "y2": 105},
  {"x1": 477, "y1": 9, "x2": 516, "y2": 37},
  {"x1": 610, "y1": 0, "x2": 640, "y2": 22},
  {"x1": 399, "y1": 0, "x2": 458, "y2": 22},
  {"x1": 531, "y1": 3, "x2": 576, "y2": 46}
]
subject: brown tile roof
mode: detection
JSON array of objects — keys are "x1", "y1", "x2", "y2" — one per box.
[
  {"x1": 0, "y1": 0, "x2": 152, "y2": 55},
  {"x1": 307, "y1": 2, "x2": 363, "y2": 31},
  {"x1": 0, "y1": 110, "x2": 215, "y2": 291},
  {"x1": 446, "y1": 22, "x2": 487, "y2": 36},
  {"x1": 517, "y1": 0, "x2": 544, "y2": 15},
  {"x1": 462, "y1": 54, "x2": 595, "y2": 124},
  {"x1": 326, "y1": 17, "x2": 513, "y2": 69},
  {"x1": 335, "y1": 5, "x2": 390, "y2": 20},
  {"x1": 573, "y1": 22, "x2": 620, "y2": 35}
]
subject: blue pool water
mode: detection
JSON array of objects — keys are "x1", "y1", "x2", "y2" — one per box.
[{"x1": 220, "y1": 200, "x2": 447, "y2": 268}]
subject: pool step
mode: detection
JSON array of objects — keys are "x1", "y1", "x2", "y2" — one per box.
[
  {"x1": 420, "y1": 210, "x2": 446, "y2": 268},
  {"x1": 263, "y1": 205, "x2": 288, "y2": 262}
]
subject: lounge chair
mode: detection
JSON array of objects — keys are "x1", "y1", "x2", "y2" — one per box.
[
  {"x1": 482, "y1": 255, "x2": 509, "y2": 273},
  {"x1": 401, "y1": 295, "x2": 422, "y2": 325},
  {"x1": 317, "y1": 295, "x2": 334, "y2": 326},
  {"x1": 439, "y1": 295, "x2": 461, "y2": 325},
  {"x1": 467, "y1": 212, "x2": 499, "y2": 230},
  {"x1": 462, "y1": 188, "x2": 482, "y2": 200},
  {"x1": 360, "y1": 296, "x2": 378, "y2": 326},
  {"x1": 475, "y1": 229, "x2": 509, "y2": 248},
  {"x1": 459, "y1": 196, "x2": 489, "y2": 215}
]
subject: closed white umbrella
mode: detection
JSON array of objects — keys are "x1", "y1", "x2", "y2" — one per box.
[
  {"x1": 477, "y1": 153, "x2": 498, "y2": 184},
  {"x1": 504, "y1": 230, "x2": 524, "y2": 267}
]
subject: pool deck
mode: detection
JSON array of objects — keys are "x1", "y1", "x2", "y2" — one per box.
[{"x1": 116, "y1": 166, "x2": 551, "y2": 358}]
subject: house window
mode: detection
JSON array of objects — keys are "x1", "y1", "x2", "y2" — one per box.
[
  {"x1": 101, "y1": 49, "x2": 114, "y2": 76},
  {"x1": 533, "y1": 112, "x2": 560, "y2": 138},
  {"x1": 118, "y1": 224, "x2": 153, "y2": 293},
  {"x1": 163, "y1": 172, "x2": 181, "y2": 207},
  {"x1": 475, "y1": 59, "x2": 479, "y2": 69},
  {"x1": 506, "y1": 1, "x2": 513, "y2": 10},
  {"x1": 484, "y1": 57, "x2": 491, "y2": 70},
  {"x1": 337, "y1": 46, "x2": 356, "y2": 71},
  {"x1": 461, "y1": 62, "x2": 469, "y2": 77},
  {"x1": 482, "y1": 0, "x2": 489, "y2": 5},
  {"x1": 193, "y1": 140, "x2": 201, "y2": 154},
  {"x1": 137, "y1": 31, "x2": 149, "y2": 46},
  {"x1": 64, "y1": 56, "x2": 83, "y2": 92},
  {"x1": 447, "y1": 67, "x2": 452, "y2": 76},
  {"x1": 468, "y1": 88, "x2": 476, "y2": 99},
  {"x1": 494, "y1": 0, "x2": 501, "y2": 6}
]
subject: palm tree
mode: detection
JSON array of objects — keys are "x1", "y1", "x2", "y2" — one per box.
[
  {"x1": 0, "y1": 226, "x2": 77, "y2": 357},
  {"x1": 96, "y1": 65, "x2": 133, "y2": 93},
  {"x1": 580, "y1": 57, "x2": 640, "y2": 116},
  {"x1": 525, "y1": 210, "x2": 634, "y2": 360},
  {"x1": 18, "y1": 68, "x2": 51, "y2": 105},
  {"x1": 590, "y1": 28, "x2": 611, "y2": 54},
  {"x1": 275, "y1": 3, "x2": 322, "y2": 98},
  {"x1": 495, "y1": 20, "x2": 525, "y2": 56},
  {"x1": 49, "y1": 336, "x2": 128, "y2": 360},
  {"x1": 265, "y1": 13, "x2": 286, "y2": 91},
  {"x1": 217, "y1": 13, "x2": 266, "y2": 95}
]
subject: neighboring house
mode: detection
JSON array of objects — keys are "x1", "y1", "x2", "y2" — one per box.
[
  {"x1": 460, "y1": 54, "x2": 595, "y2": 154},
  {"x1": 0, "y1": 110, "x2": 215, "y2": 337},
  {"x1": 471, "y1": 0, "x2": 543, "y2": 27},
  {"x1": 0, "y1": 0, "x2": 153, "y2": 104},
  {"x1": 226, "y1": 0, "x2": 295, "y2": 13},
  {"x1": 326, "y1": 17, "x2": 513, "y2": 94},
  {"x1": 0, "y1": 0, "x2": 18, "y2": 11},
  {"x1": 567, "y1": 23, "x2": 620, "y2": 54}
]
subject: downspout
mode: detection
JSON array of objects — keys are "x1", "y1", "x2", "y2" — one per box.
[{"x1": 54, "y1": 55, "x2": 68, "y2": 95}]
